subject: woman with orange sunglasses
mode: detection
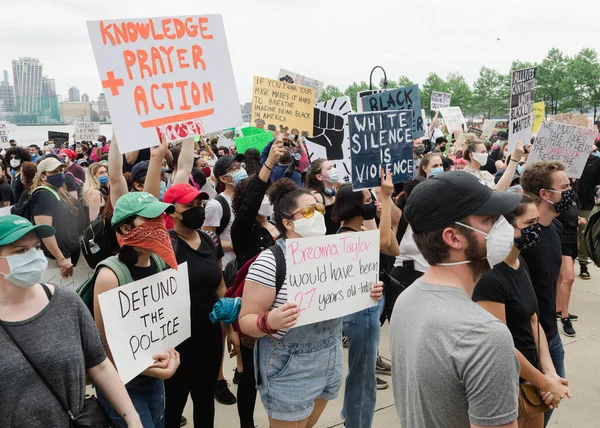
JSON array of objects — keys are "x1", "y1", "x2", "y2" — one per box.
[{"x1": 238, "y1": 178, "x2": 384, "y2": 427}]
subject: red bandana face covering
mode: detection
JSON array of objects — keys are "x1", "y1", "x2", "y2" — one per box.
[{"x1": 117, "y1": 216, "x2": 178, "y2": 270}]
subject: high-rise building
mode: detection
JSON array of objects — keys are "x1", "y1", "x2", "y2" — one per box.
[
  {"x1": 12, "y1": 57, "x2": 43, "y2": 114},
  {"x1": 40, "y1": 76, "x2": 60, "y2": 123},
  {"x1": 98, "y1": 92, "x2": 109, "y2": 120},
  {"x1": 68, "y1": 87, "x2": 80, "y2": 102},
  {"x1": 81, "y1": 93, "x2": 90, "y2": 103},
  {"x1": 0, "y1": 69, "x2": 15, "y2": 112}
]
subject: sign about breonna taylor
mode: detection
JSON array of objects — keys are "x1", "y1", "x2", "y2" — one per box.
[
  {"x1": 86, "y1": 15, "x2": 242, "y2": 152},
  {"x1": 430, "y1": 91, "x2": 451, "y2": 111},
  {"x1": 526, "y1": 121, "x2": 596, "y2": 179},
  {"x1": 362, "y1": 85, "x2": 424, "y2": 138},
  {"x1": 349, "y1": 110, "x2": 414, "y2": 191},
  {"x1": 73, "y1": 121, "x2": 100, "y2": 142},
  {"x1": 98, "y1": 263, "x2": 191, "y2": 384},
  {"x1": 509, "y1": 68, "x2": 536, "y2": 152},
  {"x1": 286, "y1": 230, "x2": 380, "y2": 328}
]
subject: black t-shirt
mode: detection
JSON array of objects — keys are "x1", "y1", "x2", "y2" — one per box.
[
  {"x1": 122, "y1": 148, "x2": 151, "y2": 173},
  {"x1": 128, "y1": 257, "x2": 159, "y2": 281},
  {"x1": 0, "y1": 183, "x2": 16, "y2": 205},
  {"x1": 557, "y1": 204, "x2": 578, "y2": 245},
  {"x1": 31, "y1": 188, "x2": 79, "y2": 259},
  {"x1": 521, "y1": 219, "x2": 563, "y2": 339},
  {"x1": 11, "y1": 174, "x2": 25, "y2": 202},
  {"x1": 172, "y1": 231, "x2": 224, "y2": 329},
  {"x1": 473, "y1": 257, "x2": 538, "y2": 367},
  {"x1": 577, "y1": 155, "x2": 600, "y2": 210}
]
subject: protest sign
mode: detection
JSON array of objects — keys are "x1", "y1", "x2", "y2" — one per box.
[
  {"x1": 468, "y1": 127, "x2": 483, "y2": 137},
  {"x1": 0, "y1": 121, "x2": 10, "y2": 147},
  {"x1": 431, "y1": 91, "x2": 451, "y2": 110},
  {"x1": 481, "y1": 119, "x2": 500, "y2": 139},
  {"x1": 439, "y1": 107, "x2": 466, "y2": 133},
  {"x1": 349, "y1": 110, "x2": 414, "y2": 190},
  {"x1": 550, "y1": 113, "x2": 589, "y2": 128},
  {"x1": 509, "y1": 68, "x2": 536, "y2": 152},
  {"x1": 533, "y1": 102, "x2": 545, "y2": 134},
  {"x1": 73, "y1": 121, "x2": 100, "y2": 142},
  {"x1": 362, "y1": 85, "x2": 424, "y2": 138},
  {"x1": 48, "y1": 131, "x2": 69, "y2": 142},
  {"x1": 234, "y1": 132, "x2": 273, "y2": 154},
  {"x1": 305, "y1": 96, "x2": 353, "y2": 184},
  {"x1": 98, "y1": 263, "x2": 191, "y2": 384},
  {"x1": 86, "y1": 15, "x2": 242, "y2": 152},
  {"x1": 356, "y1": 90, "x2": 383, "y2": 113},
  {"x1": 278, "y1": 69, "x2": 324, "y2": 102},
  {"x1": 526, "y1": 121, "x2": 596, "y2": 179},
  {"x1": 286, "y1": 230, "x2": 379, "y2": 328},
  {"x1": 240, "y1": 126, "x2": 265, "y2": 137},
  {"x1": 252, "y1": 76, "x2": 315, "y2": 137}
]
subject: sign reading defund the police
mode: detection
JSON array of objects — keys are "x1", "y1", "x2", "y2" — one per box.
[
  {"x1": 287, "y1": 230, "x2": 380, "y2": 328},
  {"x1": 349, "y1": 110, "x2": 414, "y2": 190},
  {"x1": 98, "y1": 263, "x2": 191, "y2": 384}
]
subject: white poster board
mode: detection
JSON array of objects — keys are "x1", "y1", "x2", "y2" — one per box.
[
  {"x1": 73, "y1": 121, "x2": 100, "y2": 142},
  {"x1": 0, "y1": 121, "x2": 11, "y2": 147},
  {"x1": 509, "y1": 68, "x2": 536, "y2": 152},
  {"x1": 439, "y1": 107, "x2": 466, "y2": 133},
  {"x1": 481, "y1": 119, "x2": 500, "y2": 139},
  {"x1": 526, "y1": 121, "x2": 596, "y2": 179},
  {"x1": 430, "y1": 91, "x2": 451, "y2": 111},
  {"x1": 98, "y1": 263, "x2": 191, "y2": 384},
  {"x1": 278, "y1": 69, "x2": 324, "y2": 103},
  {"x1": 87, "y1": 15, "x2": 242, "y2": 152},
  {"x1": 356, "y1": 90, "x2": 383, "y2": 113},
  {"x1": 286, "y1": 230, "x2": 380, "y2": 328}
]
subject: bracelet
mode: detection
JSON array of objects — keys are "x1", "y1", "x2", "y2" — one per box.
[
  {"x1": 510, "y1": 158, "x2": 519, "y2": 163},
  {"x1": 264, "y1": 163, "x2": 273, "y2": 171},
  {"x1": 256, "y1": 311, "x2": 277, "y2": 335}
]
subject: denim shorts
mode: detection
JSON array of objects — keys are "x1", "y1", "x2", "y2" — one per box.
[{"x1": 254, "y1": 327, "x2": 343, "y2": 421}]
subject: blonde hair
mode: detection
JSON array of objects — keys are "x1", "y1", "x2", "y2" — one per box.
[
  {"x1": 82, "y1": 163, "x2": 106, "y2": 205},
  {"x1": 32, "y1": 166, "x2": 77, "y2": 210}
]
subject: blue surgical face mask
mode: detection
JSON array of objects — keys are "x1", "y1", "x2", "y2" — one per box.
[
  {"x1": 1, "y1": 248, "x2": 48, "y2": 288},
  {"x1": 98, "y1": 175, "x2": 109, "y2": 185},
  {"x1": 593, "y1": 151, "x2": 600, "y2": 159},
  {"x1": 429, "y1": 167, "x2": 444, "y2": 177},
  {"x1": 230, "y1": 168, "x2": 248, "y2": 185},
  {"x1": 508, "y1": 185, "x2": 523, "y2": 193},
  {"x1": 517, "y1": 164, "x2": 524, "y2": 175}
]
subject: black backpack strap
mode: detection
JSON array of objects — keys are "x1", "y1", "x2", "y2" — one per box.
[
  {"x1": 214, "y1": 195, "x2": 231, "y2": 236},
  {"x1": 168, "y1": 229, "x2": 179, "y2": 255},
  {"x1": 271, "y1": 243, "x2": 286, "y2": 295}
]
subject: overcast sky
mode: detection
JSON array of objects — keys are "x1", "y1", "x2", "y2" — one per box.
[{"x1": 1, "y1": 0, "x2": 597, "y2": 104}]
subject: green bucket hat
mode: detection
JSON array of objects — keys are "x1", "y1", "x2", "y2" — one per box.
[
  {"x1": 112, "y1": 192, "x2": 175, "y2": 226},
  {"x1": 0, "y1": 215, "x2": 55, "y2": 246}
]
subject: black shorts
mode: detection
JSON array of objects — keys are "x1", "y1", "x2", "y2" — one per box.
[{"x1": 561, "y1": 243, "x2": 578, "y2": 259}]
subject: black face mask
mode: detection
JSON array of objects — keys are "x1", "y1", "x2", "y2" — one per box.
[
  {"x1": 361, "y1": 201, "x2": 377, "y2": 221},
  {"x1": 77, "y1": 153, "x2": 84, "y2": 159},
  {"x1": 179, "y1": 206, "x2": 205, "y2": 230},
  {"x1": 514, "y1": 223, "x2": 542, "y2": 251},
  {"x1": 550, "y1": 189, "x2": 576, "y2": 213}
]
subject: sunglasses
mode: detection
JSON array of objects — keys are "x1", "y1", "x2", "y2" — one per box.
[{"x1": 291, "y1": 203, "x2": 326, "y2": 219}]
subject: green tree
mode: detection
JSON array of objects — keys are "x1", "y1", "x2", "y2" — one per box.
[
  {"x1": 567, "y1": 48, "x2": 600, "y2": 120},
  {"x1": 421, "y1": 73, "x2": 448, "y2": 114},
  {"x1": 344, "y1": 81, "x2": 372, "y2": 111},
  {"x1": 537, "y1": 48, "x2": 569, "y2": 115},
  {"x1": 446, "y1": 72, "x2": 473, "y2": 115},
  {"x1": 380, "y1": 78, "x2": 399, "y2": 89},
  {"x1": 319, "y1": 85, "x2": 344, "y2": 103},
  {"x1": 472, "y1": 67, "x2": 508, "y2": 118},
  {"x1": 398, "y1": 75, "x2": 415, "y2": 87}
]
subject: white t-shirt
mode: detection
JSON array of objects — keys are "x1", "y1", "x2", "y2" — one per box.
[
  {"x1": 394, "y1": 226, "x2": 429, "y2": 273},
  {"x1": 204, "y1": 193, "x2": 235, "y2": 267}
]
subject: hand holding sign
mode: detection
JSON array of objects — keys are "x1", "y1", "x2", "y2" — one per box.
[
  {"x1": 268, "y1": 302, "x2": 300, "y2": 330},
  {"x1": 145, "y1": 348, "x2": 180, "y2": 380},
  {"x1": 310, "y1": 108, "x2": 345, "y2": 160}
]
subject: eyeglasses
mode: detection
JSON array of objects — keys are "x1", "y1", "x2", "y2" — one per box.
[
  {"x1": 290, "y1": 203, "x2": 326, "y2": 219},
  {"x1": 226, "y1": 163, "x2": 246, "y2": 174}
]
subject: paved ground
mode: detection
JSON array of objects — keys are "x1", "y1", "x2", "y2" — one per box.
[{"x1": 182, "y1": 264, "x2": 600, "y2": 427}]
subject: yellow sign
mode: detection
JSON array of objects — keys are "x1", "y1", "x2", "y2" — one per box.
[
  {"x1": 251, "y1": 76, "x2": 315, "y2": 136},
  {"x1": 532, "y1": 102, "x2": 545, "y2": 134}
]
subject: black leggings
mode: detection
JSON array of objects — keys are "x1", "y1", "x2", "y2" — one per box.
[
  {"x1": 237, "y1": 343, "x2": 257, "y2": 426},
  {"x1": 164, "y1": 323, "x2": 222, "y2": 428}
]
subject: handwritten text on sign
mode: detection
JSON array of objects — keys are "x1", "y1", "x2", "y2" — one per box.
[
  {"x1": 349, "y1": 110, "x2": 413, "y2": 190},
  {"x1": 74, "y1": 121, "x2": 100, "y2": 142},
  {"x1": 431, "y1": 91, "x2": 451, "y2": 110},
  {"x1": 509, "y1": 68, "x2": 536, "y2": 152},
  {"x1": 251, "y1": 76, "x2": 315, "y2": 137},
  {"x1": 0, "y1": 121, "x2": 10, "y2": 147},
  {"x1": 526, "y1": 121, "x2": 596, "y2": 179},
  {"x1": 439, "y1": 107, "x2": 466, "y2": 134},
  {"x1": 98, "y1": 263, "x2": 191, "y2": 384},
  {"x1": 286, "y1": 230, "x2": 380, "y2": 328},
  {"x1": 86, "y1": 15, "x2": 242, "y2": 152},
  {"x1": 278, "y1": 69, "x2": 324, "y2": 102},
  {"x1": 362, "y1": 85, "x2": 424, "y2": 138}
]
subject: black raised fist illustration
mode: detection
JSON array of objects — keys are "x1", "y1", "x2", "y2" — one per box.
[
  {"x1": 307, "y1": 107, "x2": 345, "y2": 160},
  {"x1": 279, "y1": 75, "x2": 294, "y2": 84}
]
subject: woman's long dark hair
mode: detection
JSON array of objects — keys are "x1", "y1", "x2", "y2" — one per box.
[
  {"x1": 331, "y1": 184, "x2": 365, "y2": 223},
  {"x1": 267, "y1": 178, "x2": 311, "y2": 234},
  {"x1": 305, "y1": 159, "x2": 328, "y2": 193},
  {"x1": 244, "y1": 148, "x2": 261, "y2": 176}
]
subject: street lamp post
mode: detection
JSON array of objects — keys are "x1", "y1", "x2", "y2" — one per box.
[{"x1": 369, "y1": 66, "x2": 389, "y2": 91}]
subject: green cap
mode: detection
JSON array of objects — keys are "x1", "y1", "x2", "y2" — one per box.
[
  {"x1": 112, "y1": 192, "x2": 175, "y2": 226},
  {"x1": 0, "y1": 215, "x2": 55, "y2": 246}
]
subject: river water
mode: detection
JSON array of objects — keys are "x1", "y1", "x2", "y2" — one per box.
[{"x1": 8, "y1": 124, "x2": 114, "y2": 146}]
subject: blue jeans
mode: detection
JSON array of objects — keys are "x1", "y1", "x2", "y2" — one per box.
[
  {"x1": 544, "y1": 332, "x2": 565, "y2": 427},
  {"x1": 97, "y1": 375, "x2": 165, "y2": 428},
  {"x1": 341, "y1": 298, "x2": 383, "y2": 428}
]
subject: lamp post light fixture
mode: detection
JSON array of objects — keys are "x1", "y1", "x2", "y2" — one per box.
[{"x1": 369, "y1": 66, "x2": 389, "y2": 91}]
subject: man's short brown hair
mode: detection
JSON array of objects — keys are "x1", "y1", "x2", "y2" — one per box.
[
  {"x1": 413, "y1": 218, "x2": 473, "y2": 265},
  {"x1": 521, "y1": 161, "x2": 565, "y2": 197}
]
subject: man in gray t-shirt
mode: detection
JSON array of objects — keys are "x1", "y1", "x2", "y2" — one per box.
[{"x1": 392, "y1": 171, "x2": 523, "y2": 428}]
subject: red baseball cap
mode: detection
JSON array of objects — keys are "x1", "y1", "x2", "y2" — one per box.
[
  {"x1": 59, "y1": 149, "x2": 77, "y2": 160},
  {"x1": 163, "y1": 183, "x2": 209, "y2": 204}
]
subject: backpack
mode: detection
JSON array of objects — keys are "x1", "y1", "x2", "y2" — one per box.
[
  {"x1": 214, "y1": 194, "x2": 231, "y2": 236},
  {"x1": 65, "y1": 171, "x2": 84, "y2": 199},
  {"x1": 77, "y1": 253, "x2": 167, "y2": 316},
  {"x1": 225, "y1": 243, "x2": 286, "y2": 335},
  {"x1": 11, "y1": 186, "x2": 60, "y2": 220},
  {"x1": 80, "y1": 216, "x2": 119, "y2": 269},
  {"x1": 583, "y1": 205, "x2": 600, "y2": 267}
]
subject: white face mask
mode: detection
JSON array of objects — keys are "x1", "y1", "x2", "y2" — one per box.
[
  {"x1": 438, "y1": 216, "x2": 514, "y2": 268},
  {"x1": 471, "y1": 152, "x2": 488, "y2": 166},
  {"x1": 10, "y1": 159, "x2": 21, "y2": 169},
  {"x1": 292, "y1": 211, "x2": 326, "y2": 237},
  {"x1": 258, "y1": 196, "x2": 273, "y2": 218},
  {"x1": 325, "y1": 167, "x2": 339, "y2": 184}
]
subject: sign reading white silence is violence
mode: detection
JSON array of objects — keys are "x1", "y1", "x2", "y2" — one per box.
[{"x1": 286, "y1": 230, "x2": 380, "y2": 328}]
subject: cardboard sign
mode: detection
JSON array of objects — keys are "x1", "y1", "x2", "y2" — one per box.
[
  {"x1": 74, "y1": 121, "x2": 100, "y2": 142},
  {"x1": 98, "y1": 263, "x2": 191, "y2": 384},
  {"x1": 349, "y1": 110, "x2": 414, "y2": 190},
  {"x1": 532, "y1": 102, "x2": 545, "y2": 134},
  {"x1": 509, "y1": 68, "x2": 536, "y2": 151},
  {"x1": 481, "y1": 119, "x2": 500, "y2": 139},
  {"x1": 87, "y1": 15, "x2": 242, "y2": 152},
  {"x1": 48, "y1": 131, "x2": 69, "y2": 142},
  {"x1": 526, "y1": 121, "x2": 596, "y2": 179},
  {"x1": 550, "y1": 113, "x2": 589, "y2": 128},
  {"x1": 468, "y1": 127, "x2": 483, "y2": 137},
  {"x1": 0, "y1": 122, "x2": 10, "y2": 147},
  {"x1": 251, "y1": 76, "x2": 315, "y2": 137},
  {"x1": 240, "y1": 126, "x2": 265, "y2": 137},
  {"x1": 305, "y1": 96, "x2": 353, "y2": 184},
  {"x1": 234, "y1": 132, "x2": 273, "y2": 154},
  {"x1": 286, "y1": 230, "x2": 380, "y2": 328},
  {"x1": 278, "y1": 69, "x2": 324, "y2": 102},
  {"x1": 362, "y1": 85, "x2": 424, "y2": 138},
  {"x1": 431, "y1": 91, "x2": 451, "y2": 110},
  {"x1": 439, "y1": 107, "x2": 466, "y2": 133}
]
